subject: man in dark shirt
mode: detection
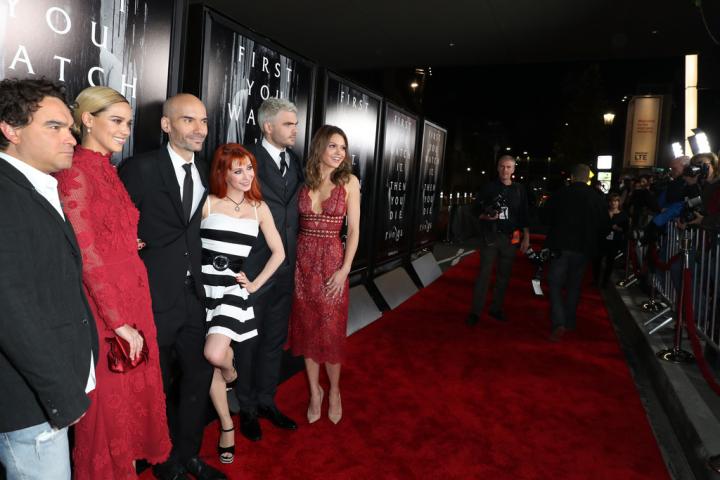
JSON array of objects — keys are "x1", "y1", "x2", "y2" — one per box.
[
  {"x1": 544, "y1": 163, "x2": 607, "y2": 341},
  {"x1": 466, "y1": 155, "x2": 530, "y2": 325}
]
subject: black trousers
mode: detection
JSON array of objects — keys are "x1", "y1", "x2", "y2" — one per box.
[
  {"x1": 547, "y1": 250, "x2": 588, "y2": 331},
  {"x1": 156, "y1": 279, "x2": 213, "y2": 464},
  {"x1": 471, "y1": 231, "x2": 517, "y2": 314},
  {"x1": 235, "y1": 265, "x2": 293, "y2": 412}
]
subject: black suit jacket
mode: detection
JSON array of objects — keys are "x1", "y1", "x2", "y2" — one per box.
[
  {"x1": 0, "y1": 158, "x2": 98, "y2": 432},
  {"x1": 544, "y1": 182, "x2": 609, "y2": 257},
  {"x1": 119, "y1": 148, "x2": 208, "y2": 321},
  {"x1": 243, "y1": 143, "x2": 303, "y2": 293}
]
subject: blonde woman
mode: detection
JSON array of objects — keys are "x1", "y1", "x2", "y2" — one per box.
[{"x1": 55, "y1": 86, "x2": 170, "y2": 479}]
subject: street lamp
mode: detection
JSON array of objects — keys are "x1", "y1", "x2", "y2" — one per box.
[{"x1": 603, "y1": 112, "x2": 616, "y2": 126}]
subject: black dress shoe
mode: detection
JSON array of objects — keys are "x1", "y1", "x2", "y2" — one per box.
[
  {"x1": 257, "y1": 405, "x2": 297, "y2": 430},
  {"x1": 239, "y1": 410, "x2": 262, "y2": 441},
  {"x1": 185, "y1": 456, "x2": 226, "y2": 480},
  {"x1": 465, "y1": 312, "x2": 480, "y2": 326},
  {"x1": 488, "y1": 308, "x2": 506, "y2": 322},
  {"x1": 152, "y1": 460, "x2": 190, "y2": 480}
]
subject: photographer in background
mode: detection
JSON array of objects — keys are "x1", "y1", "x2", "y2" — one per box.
[
  {"x1": 543, "y1": 164, "x2": 607, "y2": 342},
  {"x1": 681, "y1": 153, "x2": 719, "y2": 230},
  {"x1": 466, "y1": 155, "x2": 530, "y2": 326}
]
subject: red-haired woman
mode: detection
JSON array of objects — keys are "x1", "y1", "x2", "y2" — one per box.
[{"x1": 201, "y1": 143, "x2": 284, "y2": 463}]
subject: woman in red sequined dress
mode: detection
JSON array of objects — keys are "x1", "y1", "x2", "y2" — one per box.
[
  {"x1": 287, "y1": 125, "x2": 360, "y2": 425},
  {"x1": 55, "y1": 87, "x2": 171, "y2": 479}
]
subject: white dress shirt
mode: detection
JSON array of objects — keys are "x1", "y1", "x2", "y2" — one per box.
[
  {"x1": 261, "y1": 138, "x2": 287, "y2": 171},
  {"x1": 0, "y1": 152, "x2": 96, "y2": 393},
  {"x1": 167, "y1": 144, "x2": 204, "y2": 217}
]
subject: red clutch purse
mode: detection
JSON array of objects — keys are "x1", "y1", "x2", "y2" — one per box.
[{"x1": 106, "y1": 330, "x2": 149, "y2": 373}]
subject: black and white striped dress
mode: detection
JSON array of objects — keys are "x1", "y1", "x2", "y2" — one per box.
[{"x1": 200, "y1": 201, "x2": 259, "y2": 343}]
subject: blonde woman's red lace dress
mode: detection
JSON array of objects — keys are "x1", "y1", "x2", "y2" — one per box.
[
  {"x1": 55, "y1": 146, "x2": 171, "y2": 479},
  {"x1": 287, "y1": 184, "x2": 348, "y2": 363}
]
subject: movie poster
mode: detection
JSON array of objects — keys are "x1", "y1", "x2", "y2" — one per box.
[
  {"x1": 195, "y1": 8, "x2": 315, "y2": 159},
  {"x1": 323, "y1": 73, "x2": 381, "y2": 269},
  {"x1": 0, "y1": 0, "x2": 179, "y2": 157},
  {"x1": 374, "y1": 104, "x2": 418, "y2": 263},
  {"x1": 413, "y1": 121, "x2": 446, "y2": 248},
  {"x1": 623, "y1": 95, "x2": 663, "y2": 168}
]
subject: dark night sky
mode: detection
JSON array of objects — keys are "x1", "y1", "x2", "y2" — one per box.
[{"x1": 345, "y1": 52, "x2": 720, "y2": 192}]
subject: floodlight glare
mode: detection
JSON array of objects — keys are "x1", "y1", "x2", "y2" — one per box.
[
  {"x1": 689, "y1": 129, "x2": 711, "y2": 154},
  {"x1": 671, "y1": 142, "x2": 684, "y2": 158},
  {"x1": 597, "y1": 155, "x2": 612, "y2": 170}
]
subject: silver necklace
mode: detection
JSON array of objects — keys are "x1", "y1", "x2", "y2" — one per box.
[{"x1": 225, "y1": 195, "x2": 245, "y2": 212}]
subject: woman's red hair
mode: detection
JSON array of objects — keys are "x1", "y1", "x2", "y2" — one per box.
[{"x1": 209, "y1": 143, "x2": 263, "y2": 202}]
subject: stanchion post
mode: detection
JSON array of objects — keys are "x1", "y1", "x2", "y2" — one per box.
[{"x1": 657, "y1": 227, "x2": 695, "y2": 363}]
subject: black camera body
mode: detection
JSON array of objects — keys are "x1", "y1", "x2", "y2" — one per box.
[
  {"x1": 683, "y1": 162, "x2": 709, "y2": 180},
  {"x1": 682, "y1": 195, "x2": 703, "y2": 223},
  {"x1": 479, "y1": 193, "x2": 507, "y2": 217},
  {"x1": 525, "y1": 247, "x2": 552, "y2": 266}
]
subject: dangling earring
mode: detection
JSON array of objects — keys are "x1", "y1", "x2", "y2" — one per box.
[{"x1": 87, "y1": 127, "x2": 92, "y2": 134}]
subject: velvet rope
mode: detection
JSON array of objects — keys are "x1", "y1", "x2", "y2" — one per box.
[
  {"x1": 647, "y1": 243, "x2": 683, "y2": 272},
  {"x1": 680, "y1": 268, "x2": 720, "y2": 396}
]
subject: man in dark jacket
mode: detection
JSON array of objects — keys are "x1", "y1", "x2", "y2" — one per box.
[
  {"x1": 544, "y1": 163, "x2": 608, "y2": 341},
  {"x1": 0, "y1": 78, "x2": 98, "y2": 479},
  {"x1": 466, "y1": 155, "x2": 530, "y2": 325},
  {"x1": 236, "y1": 98, "x2": 302, "y2": 441},
  {"x1": 120, "y1": 94, "x2": 225, "y2": 480}
]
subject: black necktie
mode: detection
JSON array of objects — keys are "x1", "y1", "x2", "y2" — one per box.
[
  {"x1": 279, "y1": 151, "x2": 288, "y2": 177},
  {"x1": 182, "y1": 163, "x2": 193, "y2": 221}
]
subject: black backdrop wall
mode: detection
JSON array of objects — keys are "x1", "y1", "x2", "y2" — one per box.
[
  {"x1": 322, "y1": 72, "x2": 382, "y2": 271},
  {"x1": 183, "y1": 6, "x2": 316, "y2": 162},
  {"x1": 0, "y1": 0, "x2": 182, "y2": 156}
]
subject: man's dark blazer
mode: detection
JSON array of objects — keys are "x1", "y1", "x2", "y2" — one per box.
[
  {"x1": 544, "y1": 181, "x2": 608, "y2": 258},
  {"x1": 118, "y1": 148, "x2": 208, "y2": 335},
  {"x1": 243, "y1": 143, "x2": 304, "y2": 291},
  {"x1": 0, "y1": 158, "x2": 98, "y2": 432}
]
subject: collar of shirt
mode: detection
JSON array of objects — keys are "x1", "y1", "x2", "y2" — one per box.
[
  {"x1": 261, "y1": 138, "x2": 285, "y2": 170},
  {"x1": 0, "y1": 151, "x2": 65, "y2": 219},
  {"x1": 167, "y1": 143, "x2": 196, "y2": 173},
  {"x1": 166, "y1": 143, "x2": 204, "y2": 215}
]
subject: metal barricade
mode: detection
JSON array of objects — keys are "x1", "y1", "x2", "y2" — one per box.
[{"x1": 646, "y1": 222, "x2": 720, "y2": 351}]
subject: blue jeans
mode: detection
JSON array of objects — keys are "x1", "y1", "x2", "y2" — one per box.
[{"x1": 0, "y1": 422, "x2": 71, "y2": 480}]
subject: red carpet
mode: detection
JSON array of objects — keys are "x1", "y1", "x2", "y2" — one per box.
[{"x1": 142, "y1": 250, "x2": 669, "y2": 480}]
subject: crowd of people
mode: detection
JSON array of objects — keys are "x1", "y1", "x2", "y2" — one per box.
[
  {"x1": 465, "y1": 150, "x2": 720, "y2": 342},
  {"x1": 0, "y1": 78, "x2": 360, "y2": 480}
]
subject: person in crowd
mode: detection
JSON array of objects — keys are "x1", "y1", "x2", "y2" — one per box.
[
  {"x1": 119, "y1": 94, "x2": 226, "y2": 480},
  {"x1": 235, "y1": 98, "x2": 302, "y2": 441},
  {"x1": 593, "y1": 193, "x2": 628, "y2": 288},
  {"x1": 286, "y1": 125, "x2": 360, "y2": 425},
  {"x1": 0, "y1": 78, "x2": 98, "y2": 479},
  {"x1": 665, "y1": 156, "x2": 690, "y2": 205},
  {"x1": 683, "y1": 152, "x2": 720, "y2": 230},
  {"x1": 544, "y1": 164, "x2": 608, "y2": 341},
  {"x1": 466, "y1": 154, "x2": 530, "y2": 325},
  {"x1": 54, "y1": 86, "x2": 171, "y2": 479},
  {"x1": 201, "y1": 144, "x2": 285, "y2": 463}
]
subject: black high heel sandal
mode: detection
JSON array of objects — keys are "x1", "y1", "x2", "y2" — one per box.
[{"x1": 218, "y1": 425, "x2": 235, "y2": 464}]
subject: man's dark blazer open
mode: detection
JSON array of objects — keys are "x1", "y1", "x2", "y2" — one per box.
[
  {"x1": 119, "y1": 147, "x2": 207, "y2": 338},
  {"x1": 233, "y1": 142, "x2": 303, "y2": 411},
  {"x1": 0, "y1": 158, "x2": 98, "y2": 432},
  {"x1": 242, "y1": 143, "x2": 303, "y2": 287}
]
